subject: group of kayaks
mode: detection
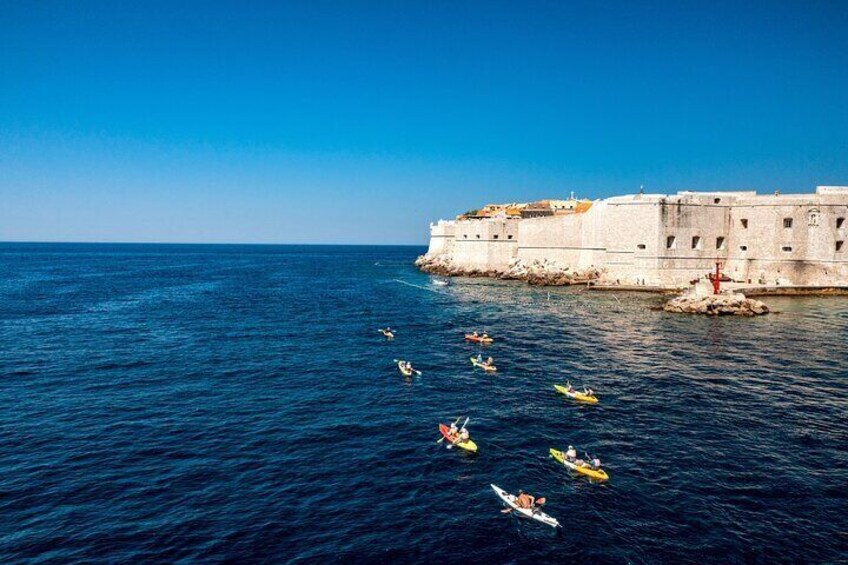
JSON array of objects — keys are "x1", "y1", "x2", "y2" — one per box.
[{"x1": 379, "y1": 324, "x2": 608, "y2": 529}]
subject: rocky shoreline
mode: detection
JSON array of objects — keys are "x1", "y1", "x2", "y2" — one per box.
[
  {"x1": 663, "y1": 292, "x2": 769, "y2": 316},
  {"x1": 415, "y1": 255, "x2": 602, "y2": 286}
]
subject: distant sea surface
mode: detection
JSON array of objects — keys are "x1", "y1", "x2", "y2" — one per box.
[{"x1": 0, "y1": 243, "x2": 846, "y2": 564}]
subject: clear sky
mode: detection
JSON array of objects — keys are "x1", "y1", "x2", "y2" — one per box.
[{"x1": 2, "y1": 1, "x2": 847, "y2": 244}]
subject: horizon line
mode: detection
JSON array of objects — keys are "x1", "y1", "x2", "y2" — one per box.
[{"x1": 0, "y1": 240, "x2": 428, "y2": 247}]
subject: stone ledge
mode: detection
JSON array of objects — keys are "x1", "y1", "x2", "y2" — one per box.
[{"x1": 663, "y1": 292, "x2": 769, "y2": 316}]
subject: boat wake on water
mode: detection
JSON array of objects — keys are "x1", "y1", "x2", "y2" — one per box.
[{"x1": 391, "y1": 278, "x2": 446, "y2": 294}]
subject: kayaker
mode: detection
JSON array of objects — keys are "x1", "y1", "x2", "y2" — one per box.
[
  {"x1": 449, "y1": 421, "x2": 459, "y2": 437},
  {"x1": 591, "y1": 456, "x2": 602, "y2": 470},
  {"x1": 565, "y1": 445, "x2": 577, "y2": 460},
  {"x1": 584, "y1": 387, "x2": 594, "y2": 397},
  {"x1": 458, "y1": 427, "x2": 470, "y2": 443},
  {"x1": 516, "y1": 490, "x2": 536, "y2": 509},
  {"x1": 485, "y1": 356, "x2": 494, "y2": 366},
  {"x1": 482, "y1": 332, "x2": 489, "y2": 340},
  {"x1": 565, "y1": 381, "x2": 575, "y2": 393},
  {"x1": 471, "y1": 331, "x2": 479, "y2": 338}
]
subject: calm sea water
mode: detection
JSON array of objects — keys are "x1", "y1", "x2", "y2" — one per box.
[{"x1": 0, "y1": 243, "x2": 846, "y2": 564}]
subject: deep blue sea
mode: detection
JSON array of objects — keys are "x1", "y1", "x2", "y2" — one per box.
[{"x1": 1, "y1": 243, "x2": 846, "y2": 564}]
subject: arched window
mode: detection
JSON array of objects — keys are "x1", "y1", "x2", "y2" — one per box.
[{"x1": 809, "y1": 209, "x2": 821, "y2": 227}]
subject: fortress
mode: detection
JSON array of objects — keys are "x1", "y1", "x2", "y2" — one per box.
[{"x1": 418, "y1": 186, "x2": 848, "y2": 290}]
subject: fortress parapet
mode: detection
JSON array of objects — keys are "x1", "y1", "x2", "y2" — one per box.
[{"x1": 420, "y1": 186, "x2": 848, "y2": 290}]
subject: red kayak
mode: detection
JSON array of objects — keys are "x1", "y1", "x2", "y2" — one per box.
[
  {"x1": 464, "y1": 334, "x2": 494, "y2": 344},
  {"x1": 438, "y1": 424, "x2": 478, "y2": 452}
]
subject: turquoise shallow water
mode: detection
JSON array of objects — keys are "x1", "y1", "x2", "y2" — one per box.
[{"x1": 0, "y1": 243, "x2": 846, "y2": 563}]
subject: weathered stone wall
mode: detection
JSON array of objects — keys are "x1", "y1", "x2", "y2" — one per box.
[
  {"x1": 420, "y1": 186, "x2": 848, "y2": 289},
  {"x1": 449, "y1": 217, "x2": 519, "y2": 270}
]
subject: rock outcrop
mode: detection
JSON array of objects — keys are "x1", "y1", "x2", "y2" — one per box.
[
  {"x1": 415, "y1": 255, "x2": 602, "y2": 286},
  {"x1": 663, "y1": 291, "x2": 769, "y2": 316}
]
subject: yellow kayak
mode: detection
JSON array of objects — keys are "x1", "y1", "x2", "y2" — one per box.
[
  {"x1": 550, "y1": 448, "x2": 609, "y2": 481},
  {"x1": 554, "y1": 384, "x2": 598, "y2": 404},
  {"x1": 470, "y1": 357, "x2": 497, "y2": 372},
  {"x1": 439, "y1": 424, "x2": 478, "y2": 453}
]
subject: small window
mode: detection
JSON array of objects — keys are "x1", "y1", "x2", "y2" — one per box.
[
  {"x1": 637, "y1": 244, "x2": 646, "y2": 250},
  {"x1": 692, "y1": 236, "x2": 701, "y2": 250},
  {"x1": 740, "y1": 245, "x2": 748, "y2": 251},
  {"x1": 741, "y1": 219, "x2": 748, "y2": 229},
  {"x1": 493, "y1": 234, "x2": 499, "y2": 239},
  {"x1": 507, "y1": 235, "x2": 513, "y2": 240},
  {"x1": 837, "y1": 217, "x2": 845, "y2": 229},
  {"x1": 666, "y1": 235, "x2": 676, "y2": 249},
  {"x1": 809, "y1": 211, "x2": 820, "y2": 226},
  {"x1": 716, "y1": 237, "x2": 726, "y2": 250},
  {"x1": 476, "y1": 234, "x2": 480, "y2": 239},
  {"x1": 463, "y1": 235, "x2": 468, "y2": 239},
  {"x1": 783, "y1": 218, "x2": 793, "y2": 228},
  {"x1": 714, "y1": 198, "x2": 721, "y2": 204},
  {"x1": 837, "y1": 241, "x2": 844, "y2": 252},
  {"x1": 782, "y1": 246, "x2": 792, "y2": 252}
]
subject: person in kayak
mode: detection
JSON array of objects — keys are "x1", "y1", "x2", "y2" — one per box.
[
  {"x1": 583, "y1": 387, "x2": 594, "y2": 397},
  {"x1": 565, "y1": 381, "x2": 576, "y2": 393},
  {"x1": 565, "y1": 445, "x2": 577, "y2": 460},
  {"x1": 515, "y1": 490, "x2": 536, "y2": 509},
  {"x1": 458, "y1": 427, "x2": 470, "y2": 443},
  {"x1": 485, "y1": 356, "x2": 494, "y2": 366},
  {"x1": 449, "y1": 421, "x2": 459, "y2": 437},
  {"x1": 590, "y1": 456, "x2": 602, "y2": 469},
  {"x1": 471, "y1": 331, "x2": 479, "y2": 339}
]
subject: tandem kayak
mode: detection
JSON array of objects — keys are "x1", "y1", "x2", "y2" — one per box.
[
  {"x1": 554, "y1": 384, "x2": 598, "y2": 404},
  {"x1": 464, "y1": 334, "x2": 494, "y2": 344},
  {"x1": 438, "y1": 424, "x2": 478, "y2": 453},
  {"x1": 470, "y1": 357, "x2": 497, "y2": 372},
  {"x1": 550, "y1": 448, "x2": 609, "y2": 481},
  {"x1": 490, "y1": 484, "x2": 560, "y2": 528},
  {"x1": 398, "y1": 361, "x2": 413, "y2": 376}
]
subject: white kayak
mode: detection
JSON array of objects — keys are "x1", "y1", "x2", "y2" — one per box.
[{"x1": 490, "y1": 484, "x2": 560, "y2": 528}]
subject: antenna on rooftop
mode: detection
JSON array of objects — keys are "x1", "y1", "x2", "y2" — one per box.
[
  {"x1": 639, "y1": 185, "x2": 645, "y2": 195},
  {"x1": 570, "y1": 190, "x2": 575, "y2": 200}
]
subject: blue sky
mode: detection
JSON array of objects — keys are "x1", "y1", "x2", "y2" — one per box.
[{"x1": 2, "y1": 1, "x2": 847, "y2": 244}]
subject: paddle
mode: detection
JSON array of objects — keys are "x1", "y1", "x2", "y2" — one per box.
[
  {"x1": 437, "y1": 416, "x2": 462, "y2": 444},
  {"x1": 392, "y1": 359, "x2": 421, "y2": 376},
  {"x1": 447, "y1": 417, "x2": 471, "y2": 449}
]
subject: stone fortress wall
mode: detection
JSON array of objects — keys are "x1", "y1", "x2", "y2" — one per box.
[{"x1": 422, "y1": 186, "x2": 848, "y2": 289}]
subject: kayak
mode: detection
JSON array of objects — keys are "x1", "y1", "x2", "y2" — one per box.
[
  {"x1": 490, "y1": 484, "x2": 560, "y2": 528},
  {"x1": 438, "y1": 424, "x2": 478, "y2": 453},
  {"x1": 464, "y1": 334, "x2": 494, "y2": 344},
  {"x1": 550, "y1": 448, "x2": 609, "y2": 481},
  {"x1": 554, "y1": 384, "x2": 598, "y2": 404},
  {"x1": 398, "y1": 361, "x2": 413, "y2": 376},
  {"x1": 470, "y1": 357, "x2": 497, "y2": 372},
  {"x1": 379, "y1": 329, "x2": 395, "y2": 339}
]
